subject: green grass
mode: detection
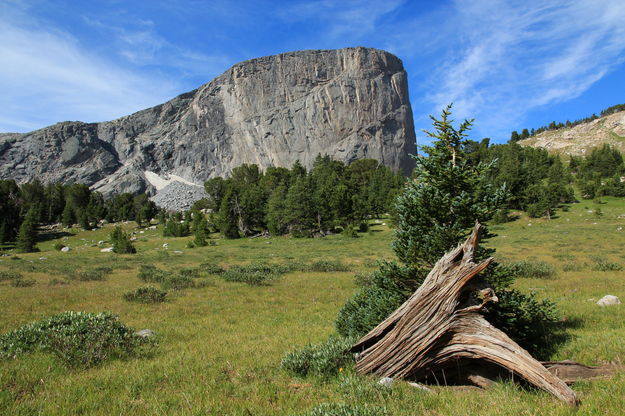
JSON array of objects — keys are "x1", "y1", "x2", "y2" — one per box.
[{"x1": 0, "y1": 207, "x2": 624, "y2": 415}]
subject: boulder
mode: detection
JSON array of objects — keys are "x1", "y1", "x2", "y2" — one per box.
[{"x1": 597, "y1": 295, "x2": 621, "y2": 306}]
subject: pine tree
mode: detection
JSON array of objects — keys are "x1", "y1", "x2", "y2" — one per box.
[
  {"x1": 218, "y1": 188, "x2": 240, "y2": 239},
  {"x1": 110, "y1": 226, "x2": 136, "y2": 254},
  {"x1": 394, "y1": 104, "x2": 506, "y2": 267},
  {"x1": 62, "y1": 202, "x2": 75, "y2": 228},
  {"x1": 16, "y1": 207, "x2": 39, "y2": 253},
  {"x1": 337, "y1": 105, "x2": 558, "y2": 357},
  {"x1": 192, "y1": 211, "x2": 209, "y2": 247},
  {"x1": 266, "y1": 185, "x2": 288, "y2": 235},
  {"x1": 284, "y1": 175, "x2": 315, "y2": 237},
  {"x1": 79, "y1": 210, "x2": 91, "y2": 230}
]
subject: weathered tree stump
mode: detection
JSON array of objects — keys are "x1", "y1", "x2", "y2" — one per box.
[{"x1": 352, "y1": 223, "x2": 578, "y2": 405}]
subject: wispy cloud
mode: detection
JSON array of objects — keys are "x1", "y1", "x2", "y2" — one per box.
[
  {"x1": 415, "y1": 0, "x2": 625, "y2": 141},
  {"x1": 279, "y1": 0, "x2": 405, "y2": 41},
  {"x1": 0, "y1": 8, "x2": 180, "y2": 132}
]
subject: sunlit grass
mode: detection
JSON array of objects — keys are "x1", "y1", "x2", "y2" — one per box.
[{"x1": 1, "y1": 201, "x2": 624, "y2": 415}]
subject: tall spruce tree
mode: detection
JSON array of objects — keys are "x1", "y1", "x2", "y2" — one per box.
[
  {"x1": 337, "y1": 105, "x2": 559, "y2": 357},
  {"x1": 16, "y1": 207, "x2": 39, "y2": 253}
]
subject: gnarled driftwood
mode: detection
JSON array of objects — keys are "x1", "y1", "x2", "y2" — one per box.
[{"x1": 352, "y1": 223, "x2": 578, "y2": 405}]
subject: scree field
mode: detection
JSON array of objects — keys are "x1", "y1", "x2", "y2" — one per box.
[{"x1": 1, "y1": 198, "x2": 624, "y2": 415}]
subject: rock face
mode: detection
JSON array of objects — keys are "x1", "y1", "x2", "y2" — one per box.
[
  {"x1": 519, "y1": 110, "x2": 625, "y2": 156},
  {"x1": 0, "y1": 47, "x2": 416, "y2": 196}
]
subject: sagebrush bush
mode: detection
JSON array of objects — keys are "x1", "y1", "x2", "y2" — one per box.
[
  {"x1": 0, "y1": 311, "x2": 150, "y2": 368},
  {"x1": 199, "y1": 262, "x2": 225, "y2": 275},
  {"x1": 138, "y1": 264, "x2": 167, "y2": 283},
  {"x1": 178, "y1": 267, "x2": 202, "y2": 278},
  {"x1": 281, "y1": 336, "x2": 355, "y2": 377},
  {"x1": 222, "y1": 263, "x2": 285, "y2": 285},
  {"x1": 502, "y1": 260, "x2": 557, "y2": 279},
  {"x1": 590, "y1": 256, "x2": 624, "y2": 271},
  {"x1": 295, "y1": 403, "x2": 389, "y2": 416},
  {"x1": 123, "y1": 287, "x2": 167, "y2": 303},
  {"x1": 11, "y1": 278, "x2": 37, "y2": 287},
  {"x1": 0, "y1": 270, "x2": 22, "y2": 281},
  {"x1": 76, "y1": 269, "x2": 106, "y2": 281},
  {"x1": 306, "y1": 260, "x2": 352, "y2": 272},
  {"x1": 160, "y1": 275, "x2": 196, "y2": 290}
]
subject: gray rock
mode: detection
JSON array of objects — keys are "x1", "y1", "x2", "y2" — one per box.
[
  {"x1": 100, "y1": 247, "x2": 114, "y2": 252},
  {"x1": 61, "y1": 246, "x2": 71, "y2": 252},
  {"x1": 378, "y1": 377, "x2": 394, "y2": 388},
  {"x1": 134, "y1": 329, "x2": 155, "y2": 338},
  {"x1": 0, "y1": 48, "x2": 415, "y2": 197},
  {"x1": 150, "y1": 181, "x2": 208, "y2": 211},
  {"x1": 597, "y1": 295, "x2": 621, "y2": 306}
]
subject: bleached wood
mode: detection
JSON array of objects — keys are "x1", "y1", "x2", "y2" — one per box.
[{"x1": 353, "y1": 223, "x2": 578, "y2": 405}]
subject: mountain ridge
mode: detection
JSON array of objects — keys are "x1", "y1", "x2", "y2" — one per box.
[{"x1": 0, "y1": 47, "x2": 416, "y2": 195}]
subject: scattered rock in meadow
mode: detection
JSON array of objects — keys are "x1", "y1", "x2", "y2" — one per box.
[
  {"x1": 61, "y1": 246, "x2": 71, "y2": 252},
  {"x1": 597, "y1": 295, "x2": 621, "y2": 306},
  {"x1": 134, "y1": 329, "x2": 155, "y2": 338},
  {"x1": 378, "y1": 377, "x2": 394, "y2": 388},
  {"x1": 100, "y1": 247, "x2": 114, "y2": 253}
]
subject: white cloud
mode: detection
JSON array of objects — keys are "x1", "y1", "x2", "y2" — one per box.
[
  {"x1": 0, "y1": 13, "x2": 180, "y2": 132},
  {"x1": 279, "y1": 0, "x2": 405, "y2": 41},
  {"x1": 413, "y1": 0, "x2": 625, "y2": 141}
]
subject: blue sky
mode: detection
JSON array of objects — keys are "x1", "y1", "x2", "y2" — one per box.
[{"x1": 1, "y1": 0, "x2": 624, "y2": 145}]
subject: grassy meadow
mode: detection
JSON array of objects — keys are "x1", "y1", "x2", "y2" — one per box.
[{"x1": 1, "y1": 197, "x2": 625, "y2": 415}]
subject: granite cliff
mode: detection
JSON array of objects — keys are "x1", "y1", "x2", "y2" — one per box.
[{"x1": 0, "y1": 47, "x2": 416, "y2": 196}]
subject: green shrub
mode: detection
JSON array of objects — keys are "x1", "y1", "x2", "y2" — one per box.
[
  {"x1": 54, "y1": 242, "x2": 65, "y2": 251},
  {"x1": 562, "y1": 262, "x2": 584, "y2": 272},
  {"x1": 11, "y1": 278, "x2": 37, "y2": 287},
  {"x1": 222, "y1": 263, "x2": 285, "y2": 286},
  {"x1": 0, "y1": 270, "x2": 22, "y2": 281},
  {"x1": 199, "y1": 262, "x2": 225, "y2": 275},
  {"x1": 282, "y1": 336, "x2": 355, "y2": 377},
  {"x1": 76, "y1": 269, "x2": 106, "y2": 281},
  {"x1": 358, "y1": 222, "x2": 369, "y2": 233},
  {"x1": 138, "y1": 264, "x2": 167, "y2": 283},
  {"x1": 484, "y1": 289, "x2": 559, "y2": 358},
  {"x1": 0, "y1": 311, "x2": 150, "y2": 368},
  {"x1": 342, "y1": 224, "x2": 359, "y2": 238},
  {"x1": 110, "y1": 226, "x2": 136, "y2": 254},
  {"x1": 502, "y1": 260, "x2": 557, "y2": 279},
  {"x1": 48, "y1": 278, "x2": 70, "y2": 286},
  {"x1": 295, "y1": 403, "x2": 389, "y2": 416},
  {"x1": 123, "y1": 287, "x2": 167, "y2": 303},
  {"x1": 336, "y1": 261, "x2": 421, "y2": 339},
  {"x1": 178, "y1": 267, "x2": 201, "y2": 278},
  {"x1": 353, "y1": 272, "x2": 373, "y2": 287},
  {"x1": 590, "y1": 256, "x2": 624, "y2": 271},
  {"x1": 307, "y1": 260, "x2": 352, "y2": 272},
  {"x1": 160, "y1": 275, "x2": 196, "y2": 290}
]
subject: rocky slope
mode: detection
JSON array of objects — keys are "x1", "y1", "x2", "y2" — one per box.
[
  {"x1": 519, "y1": 110, "x2": 625, "y2": 156},
  {"x1": 0, "y1": 47, "x2": 416, "y2": 196}
]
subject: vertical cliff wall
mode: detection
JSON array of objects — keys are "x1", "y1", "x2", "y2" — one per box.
[{"x1": 0, "y1": 47, "x2": 416, "y2": 195}]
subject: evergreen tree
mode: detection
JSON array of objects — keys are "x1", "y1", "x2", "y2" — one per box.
[
  {"x1": 16, "y1": 207, "x2": 39, "y2": 253},
  {"x1": 284, "y1": 175, "x2": 315, "y2": 237},
  {"x1": 110, "y1": 226, "x2": 136, "y2": 254},
  {"x1": 192, "y1": 211, "x2": 209, "y2": 247},
  {"x1": 266, "y1": 185, "x2": 288, "y2": 235},
  {"x1": 337, "y1": 105, "x2": 558, "y2": 357},
  {"x1": 510, "y1": 130, "x2": 520, "y2": 142},
  {"x1": 62, "y1": 202, "x2": 75, "y2": 228},
  {"x1": 393, "y1": 104, "x2": 506, "y2": 267},
  {"x1": 218, "y1": 188, "x2": 240, "y2": 239},
  {"x1": 79, "y1": 210, "x2": 91, "y2": 230}
]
